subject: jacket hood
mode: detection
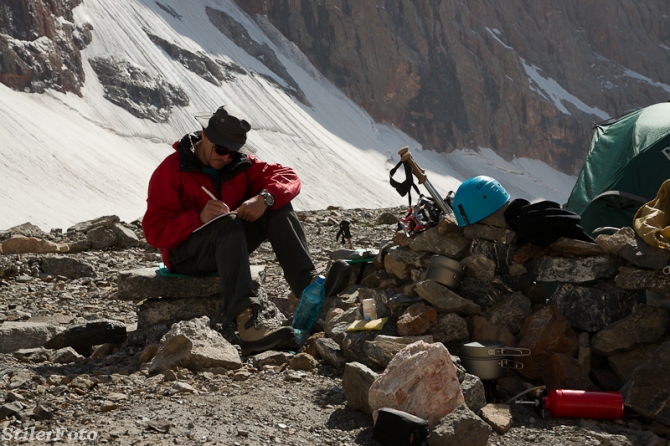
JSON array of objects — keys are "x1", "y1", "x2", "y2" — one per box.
[{"x1": 174, "y1": 132, "x2": 200, "y2": 167}]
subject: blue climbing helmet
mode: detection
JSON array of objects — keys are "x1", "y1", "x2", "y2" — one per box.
[{"x1": 452, "y1": 176, "x2": 510, "y2": 227}]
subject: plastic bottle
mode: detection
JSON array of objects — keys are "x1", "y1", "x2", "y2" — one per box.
[
  {"x1": 362, "y1": 299, "x2": 377, "y2": 321},
  {"x1": 292, "y1": 275, "x2": 326, "y2": 344},
  {"x1": 543, "y1": 389, "x2": 624, "y2": 419}
]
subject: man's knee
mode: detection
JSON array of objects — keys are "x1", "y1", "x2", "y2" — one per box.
[
  {"x1": 206, "y1": 214, "x2": 245, "y2": 238},
  {"x1": 266, "y1": 203, "x2": 297, "y2": 222}
]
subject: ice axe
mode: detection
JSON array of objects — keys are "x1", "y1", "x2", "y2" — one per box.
[{"x1": 398, "y1": 147, "x2": 455, "y2": 218}]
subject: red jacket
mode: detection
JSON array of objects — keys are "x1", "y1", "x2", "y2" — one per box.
[{"x1": 142, "y1": 132, "x2": 301, "y2": 269}]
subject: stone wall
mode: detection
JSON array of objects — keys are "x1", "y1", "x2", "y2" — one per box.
[{"x1": 369, "y1": 204, "x2": 670, "y2": 428}]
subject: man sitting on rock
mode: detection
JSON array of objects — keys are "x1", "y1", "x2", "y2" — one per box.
[{"x1": 142, "y1": 106, "x2": 342, "y2": 355}]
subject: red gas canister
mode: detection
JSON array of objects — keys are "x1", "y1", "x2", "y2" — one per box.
[{"x1": 543, "y1": 389, "x2": 624, "y2": 419}]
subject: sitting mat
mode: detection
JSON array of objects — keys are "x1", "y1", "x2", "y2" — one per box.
[{"x1": 158, "y1": 263, "x2": 218, "y2": 278}]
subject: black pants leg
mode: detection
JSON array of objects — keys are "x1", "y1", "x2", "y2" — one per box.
[
  {"x1": 243, "y1": 203, "x2": 316, "y2": 297},
  {"x1": 169, "y1": 204, "x2": 316, "y2": 322}
]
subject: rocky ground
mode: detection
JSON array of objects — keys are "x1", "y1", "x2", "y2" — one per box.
[{"x1": 0, "y1": 207, "x2": 665, "y2": 445}]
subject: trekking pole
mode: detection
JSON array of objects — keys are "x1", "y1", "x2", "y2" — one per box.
[{"x1": 398, "y1": 147, "x2": 455, "y2": 218}]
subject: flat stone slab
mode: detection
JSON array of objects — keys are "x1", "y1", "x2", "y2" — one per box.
[
  {"x1": 137, "y1": 295, "x2": 225, "y2": 329},
  {"x1": 526, "y1": 255, "x2": 620, "y2": 283},
  {"x1": 0, "y1": 322, "x2": 64, "y2": 354},
  {"x1": 116, "y1": 265, "x2": 265, "y2": 301}
]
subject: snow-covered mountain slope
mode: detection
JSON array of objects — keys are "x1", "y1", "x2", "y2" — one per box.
[{"x1": 0, "y1": 0, "x2": 576, "y2": 231}]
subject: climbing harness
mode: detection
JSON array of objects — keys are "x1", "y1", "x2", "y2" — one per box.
[
  {"x1": 390, "y1": 160, "x2": 444, "y2": 236},
  {"x1": 398, "y1": 196, "x2": 443, "y2": 236}
]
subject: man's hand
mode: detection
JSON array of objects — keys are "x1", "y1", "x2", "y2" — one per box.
[
  {"x1": 199, "y1": 200, "x2": 230, "y2": 223},
  {"x1": 235, "y1": 195, "x2": 267, "y2": 222}
]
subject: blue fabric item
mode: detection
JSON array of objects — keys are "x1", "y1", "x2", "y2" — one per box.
[{"x1": 202, "y1": 167, "x2": 219, "y2": 182}]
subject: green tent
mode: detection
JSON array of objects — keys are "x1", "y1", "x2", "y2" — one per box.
[{"x1": 565, "y1": 102, "x2": 670, "y2": 238}]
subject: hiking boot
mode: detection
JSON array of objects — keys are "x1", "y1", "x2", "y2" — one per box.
[
  {"x1": 324, "y1": 260, "x2": 352, "y2": 297},
  {"x1": 236, "y1": 306, "x2": 297, "y2": 355}
]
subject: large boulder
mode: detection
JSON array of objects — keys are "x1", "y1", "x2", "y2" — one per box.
[
  {"x1": 149, "y1": 316, "x2": 242, "y2": 372},
  {"x1": 368, "y1": 341, "x2": 464, "y2": 426}
]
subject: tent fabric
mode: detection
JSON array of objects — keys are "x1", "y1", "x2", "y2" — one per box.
[
  {"x1": 633, "y1": 179, "x2": 670, "y2": 251},
  {"x1": 565, "y1": 102, "x2": 670, "y2": 237}
]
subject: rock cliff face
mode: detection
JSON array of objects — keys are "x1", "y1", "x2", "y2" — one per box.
[
  {"x1": 235, "y1": 0, "x2": 670, "y2": 174},
  {"x1": 0, "y1": 0, "x2": 89, "y2": 94}
]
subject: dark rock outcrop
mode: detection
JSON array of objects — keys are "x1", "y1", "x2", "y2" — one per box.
[
  {"x1": 205, "y1": 7, "x2": 308, "y2": 105},
  {"x1": 145, "y1": 30, "x2": 228, "y2": 86},
  {"x1": 0, "y1": 0, "x2": 89, "y2": 94},
  {"x1": 88, "y1": 56, "x2": 189, "y2": 122}
]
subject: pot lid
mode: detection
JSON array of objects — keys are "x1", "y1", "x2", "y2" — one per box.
[{"x1": 461, "y1": 340, "x2": 505, "y2": 358}]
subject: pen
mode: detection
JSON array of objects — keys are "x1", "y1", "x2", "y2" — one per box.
[{"x1": 201, "y1": 185, "x2": 218, "y2": 201}]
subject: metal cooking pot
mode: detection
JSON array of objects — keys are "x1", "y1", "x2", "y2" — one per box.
[
  {"x1": 460, "y1": 340, "x2": 531, "y2": 380},
  {"x1": 425, "y1": 255, "x2": 463, "y2": 290}
]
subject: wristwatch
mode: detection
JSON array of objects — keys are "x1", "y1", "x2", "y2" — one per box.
[{"x1": 259, "y1": 189, "x2": 275, "y2": 207}]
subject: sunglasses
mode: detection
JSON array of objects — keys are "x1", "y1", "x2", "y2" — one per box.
[{"x1": 213, "y1": 144, "x2": 238, "y2": 157}]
